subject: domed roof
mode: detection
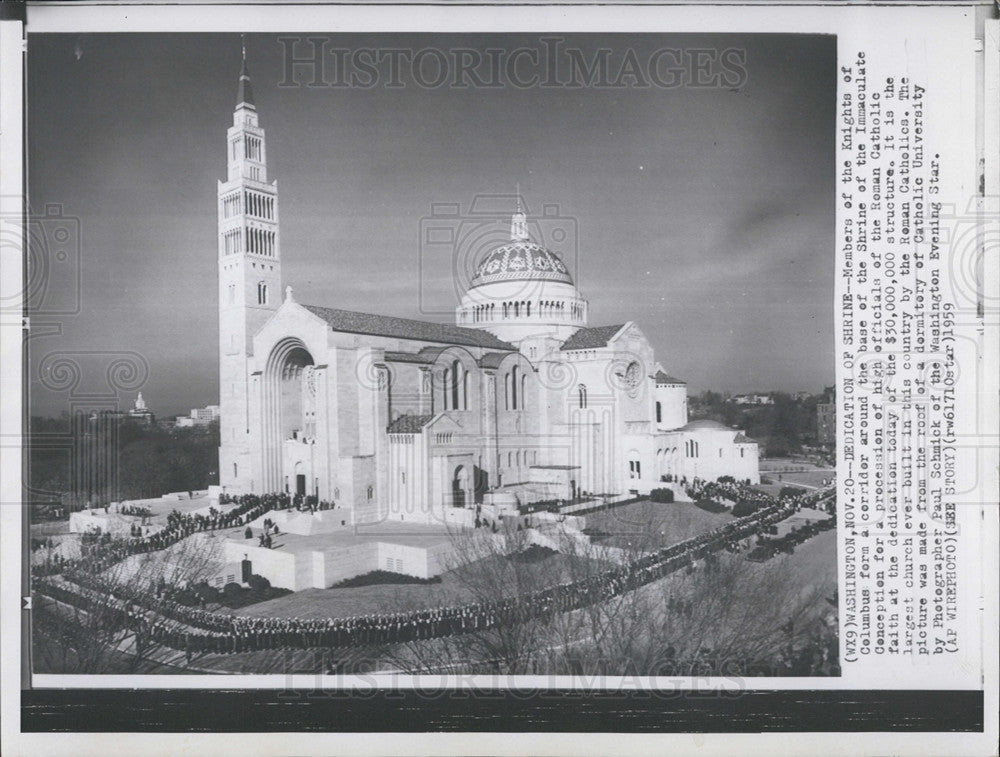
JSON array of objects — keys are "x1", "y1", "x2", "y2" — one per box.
[{"x1": 471, "y1": 239, "x2": 573, "y2": 288}]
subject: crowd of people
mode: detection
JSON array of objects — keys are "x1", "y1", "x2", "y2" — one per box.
[
  {"x1": 35, "y1": 494, "x2": 801, "y2": 657},
  {"x1": 686, "y1": 477, "x2": 775, "y2": 515},
  {"x1": 687, "y1": 476, "x2": 836, "y2": 518},
  {"x1": 117, "y1": 504, "x2": 152, "y2": 518},
  {"x1": 782, "y1": 486, "x2": 837, "y2": 514},
  {"x1": 748, "y1": 514, "x2": 837, "y2": 562},
  {"x1": 32, "y1": 492, "x2": 299, "y2": 578},
  {"x1": 219, "y1": 491, "x2": 337, "y2": 512}
]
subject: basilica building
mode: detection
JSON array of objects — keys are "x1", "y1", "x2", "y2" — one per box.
[{"x1": 218, "y1": 55, "x2": 759, "y2": 526}]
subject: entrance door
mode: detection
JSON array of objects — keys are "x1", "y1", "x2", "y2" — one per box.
[
  {"x1": 296, "y1": 474, "x2": 307, "y2": 496},
  {"x1": 452, "y1": 466, "x2": 466, "y2": 508}
]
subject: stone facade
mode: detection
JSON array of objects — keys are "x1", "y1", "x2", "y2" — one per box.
[{"x1": 217, "y1": 60, "x2": 760, "y2": 526}]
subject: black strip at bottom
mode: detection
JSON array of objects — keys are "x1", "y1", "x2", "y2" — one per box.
[{"x1": 22, "y1": 688, "x2": 984, "y2": 733}]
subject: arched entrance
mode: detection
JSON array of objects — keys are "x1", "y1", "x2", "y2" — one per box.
[
  {"x1": 452, "y1": 465, "x2": 468, "y2": 508},
  {"x1": 262, "y1": 338, "x2": 316, "y2": 493}
]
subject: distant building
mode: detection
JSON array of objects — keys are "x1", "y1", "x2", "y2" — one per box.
[
  {"x1": 128, "y1": 392, "x2": 156, "y2": 425},
  {"x1": 175, "y1": 404, "x2": 221, "y2": 428},
  {"x1": 732, "y1": 393, "x2": 774, "y2": 406},
  {"x1": 817, "y1": 386, "x2": 836, "y2": 446},
  {"x1": 89, "y1": 392, "x2": 155, "y2": 426}
]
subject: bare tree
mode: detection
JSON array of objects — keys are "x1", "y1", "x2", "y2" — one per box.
[
  {"x1": 383, "y1": 503, "x2": 838, "y2": 679},
  {"x1": 32, "y1": 533, "x2": 223, "y2": 674}
]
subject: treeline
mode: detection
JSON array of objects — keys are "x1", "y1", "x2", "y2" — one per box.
[
  {"x1": 688, "y1": 391, "x2": 823, "y2": 457},
  {"x1": 28, "y1": 415, "x2": 219, "y2": 517}
]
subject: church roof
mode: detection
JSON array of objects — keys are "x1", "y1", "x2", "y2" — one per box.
[
  {"x1": 733, "y1": 433, "x2": 758, "y2": 444},
  {"x1": 387, "y1": 414, "x2": 435, "y2": 434},
  {"x1": 477, "y1": 351, "x2": 512, "y2": 369},
  {"x1": 560, "y1": 324, "x2": 626, "y2": 351},
  {"x1": 679, "y1": 419, "x2": 731, "y2": 431},
  {"x1": 470, "y1": 240, "x2": 573, "y2": 288},
  {"x1": 301, "y1": 304, "x2": 516, "y2": 350},
  {"x1": 384, "y1": 347, "x2": 444, "y2": 365},
  {"x1": 654, "y1": 370, "x2": 686, "y2": 385}
]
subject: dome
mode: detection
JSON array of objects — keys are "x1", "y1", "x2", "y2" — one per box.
[{"x1": 470, "y1": 239, "x2": 573, "y2": 288}]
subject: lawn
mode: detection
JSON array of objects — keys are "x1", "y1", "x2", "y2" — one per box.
[
  {"x1": 744, "y1": 528, "x2": 837, "y2": 597},
  {"x1": 233, "y1": 549, "x2": 609, "y2": 621},
  {"x1": 179, "y1": 528, "x2": 838, "y2": 675},
  {"x1": 582, "y1": 499, "x2": 731, "y2": 550}
]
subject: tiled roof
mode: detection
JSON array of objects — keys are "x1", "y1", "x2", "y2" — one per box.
[
  {"x1": 679, "y1": 419, "x2": 731, "y2": 431},
  {"x1": 384, "y1": 346, "x2": 447, "y2": 365},
  {"x1": 301, "y1": 304, "x2": 516, "y2": 350},
  {"x1": 387, "y1": 414, "x2": 434, "y2": 434},
  {"x1": 471, "y1": 240, "x2": 573, "y2": 287},
  {"x1": 654, "y1": 370, "x2": 686, "y2": 385},
  {"x1": 384, "y1": 351, "x2": 433, "y2": 365},
  {"x1": 559, "y1": 324, "x2": 625, "y2": 351},
  {"x1": 477, "y1": 351, "x2": 511, "y2": 369}
]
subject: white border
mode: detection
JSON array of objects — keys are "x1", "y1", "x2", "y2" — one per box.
[{"x1": 3, "y1": 2, "x2": 998, "y2": 755}]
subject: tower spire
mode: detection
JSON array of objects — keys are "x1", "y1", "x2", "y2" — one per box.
[
  {"x1": 237, "y1": 34, "x2": 255, "y2": 109},
  {"x1": 510, "y1": 183, "x2": 528, "y2": 241}
]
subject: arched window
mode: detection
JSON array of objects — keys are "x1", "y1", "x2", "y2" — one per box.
[
  {"x1": 504, "y1": 372, "x2": 511, "y2": 410},
  {"x1": 655, "y1": 401, "x2": 662, "y2": 423},
  {"x1": 257, "y1": 281, "x2": 268, "y2": 305},
  {"x1": 577, "y1": 384, "x2": 588, "y2": 409},
  {"x1": 507, "y1": 452, "x2": 513, "y2": 467},
  {"x1": 511, "y1": 365, "x2": 520, "y2": 410},
  {"x1": 366, "y1": 485, "x2": 374, "y2": 500},
  {"x1": 516, "y1": 451, "x2": 521, "y2": 467},
  {"x1": 462, "y1": 369, "x2": 469, "y2": 409},
  {"x1": 443, "y1": 368, "x2": 451, "y2": 410},
  {"x1": 520, "y1": 373, "x2": 526, "y2": 409},
  {"x1": 451, "y1": 360, "x2": 460, "y2": 411}
]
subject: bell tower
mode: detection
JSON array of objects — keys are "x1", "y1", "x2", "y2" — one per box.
[{"x1": 218, "y1": 37, "x2": 281, "y2": 493}]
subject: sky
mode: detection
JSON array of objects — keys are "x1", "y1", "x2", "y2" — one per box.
[{"x1": 27, "y1": 32, "x2": 835, "y2": 419}]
